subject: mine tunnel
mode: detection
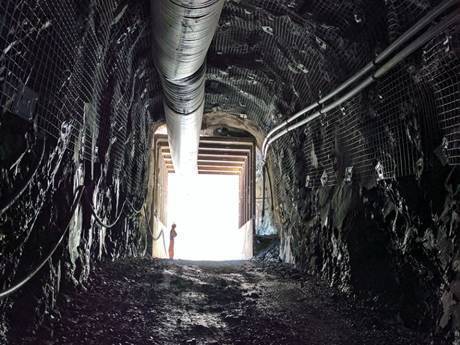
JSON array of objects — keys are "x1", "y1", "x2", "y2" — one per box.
[{"x1": 0, "y1": 0, "x2": 459, "y2": 344}]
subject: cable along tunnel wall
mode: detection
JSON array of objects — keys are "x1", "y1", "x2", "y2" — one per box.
[
  {"x1": 0, "y1": 0, "x2": 158, "y2": 341},
  {"x1": 205, "y1": 0, "x2": 460, "y2": 215},
  {"x1": 205, "y1": 0, "x2": 460, "y2": 340}
]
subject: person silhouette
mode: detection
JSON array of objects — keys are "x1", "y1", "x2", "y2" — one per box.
[{"x1": 168, "y1": 223, "x2": 177, "y2": 259}]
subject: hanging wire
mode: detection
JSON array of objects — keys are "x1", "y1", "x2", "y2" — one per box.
[
  {"x1": 86, "y1": 192, "x2": 128, "y2": 229},
  {"x1": 127, "y1": 199, "x2": 144, "y2": 216},
  {"x1": 0, "y1": 185, "x2": 84, "y2": 299},
  {"x1": 143, "y1": 205, "x2": 167, "y2": 255}
]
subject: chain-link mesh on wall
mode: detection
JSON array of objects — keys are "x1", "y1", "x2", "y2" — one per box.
[
  {"x1": 423, "y1": 28, "x2": 460, "y2": 165},
  {"x1": 295, "y1": 24, "x2": 459, "y2": 189},
  {"x1": 0, "y1": 3, "x2": 165, "y2": 337},
  {"x1": 205, "y1": 0, "x2": 393, "y2": 199},
  {"x1": 206, "y1": 0, "x2": 459, "y2": 198},
  {"x1": 0, "y1": 0, "x2": 162, "y2": 199}
]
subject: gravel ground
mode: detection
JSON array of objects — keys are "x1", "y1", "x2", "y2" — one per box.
[{"x1": 16, "y1": 257, "x2": 431, "y2": 345}]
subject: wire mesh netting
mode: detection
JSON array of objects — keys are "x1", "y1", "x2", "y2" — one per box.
[
  {"x1": 0, "y1": 2, "x2": 168, "y2": 327},
  {"x1": 421, "y1": 28, "x2": 460, "y2": 165},
  {"x1": 206, "y1": 0, "x2": 459, "y2": 199},
  {"x1": 0, "y1": 0, "x2": 162, "y2": 197}
]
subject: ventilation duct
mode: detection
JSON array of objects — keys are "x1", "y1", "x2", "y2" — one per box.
[{"x1": 151, "y1": 0, "x2": 224, "y2": 175}]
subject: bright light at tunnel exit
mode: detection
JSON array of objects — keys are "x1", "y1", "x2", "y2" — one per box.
[{"x1": 167, "y1": 173, "x2": 247, "y2": 261}]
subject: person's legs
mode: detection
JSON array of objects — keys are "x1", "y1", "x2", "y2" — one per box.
[{"x1": 168, "y1": 240, "x2": 174, "y2": 259}]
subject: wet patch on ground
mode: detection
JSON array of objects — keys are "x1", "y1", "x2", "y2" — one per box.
[{"x1": 18, "y1": 258, "x2": 432, "y2": 345}]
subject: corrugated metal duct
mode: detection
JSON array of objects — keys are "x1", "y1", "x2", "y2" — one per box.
[{"x1": 151, "y1": 0, "x2": 225, "y2": 175}]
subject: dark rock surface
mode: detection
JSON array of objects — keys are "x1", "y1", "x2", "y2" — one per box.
[
  {"x1": 0, "y1": 1, "x2": 154, "y2": 340},
  {"x1": 255, "y1": 236, "x2": 280, "y2": 262},
  {"x1": 204, "y1": 2, "x2": 460, "y2": 340},
  {"x1": 284, "y1": 167, "x2": 460, "y2": 343},
  {"x1": 16, "y1": 258, "x2": 434, "y2": 345}
]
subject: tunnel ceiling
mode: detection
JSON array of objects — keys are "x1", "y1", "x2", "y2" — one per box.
[
  {"x1": 205, "y1": 0, "x2": 383, "y2": 124},
  {"x1": 150, "y1": 0, "x2": 453, "y2": 170},
  {"x1": 155, "y1": 0, "x2": 457, "y2": 189},
  {"x1": 190, "y1": 0, "x2": 436, "y2": 128},
  {"x1": 151, "y1": 0, "x2": 391, "y2": 122}
]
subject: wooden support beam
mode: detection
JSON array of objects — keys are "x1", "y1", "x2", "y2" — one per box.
[{"x1": 165, "y1": 163, "x2": 244, "y2": 170}]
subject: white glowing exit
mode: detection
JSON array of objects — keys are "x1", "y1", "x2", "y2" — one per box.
[{"x1": 167, "y1": 173, "x2": 250, "y2": 261}]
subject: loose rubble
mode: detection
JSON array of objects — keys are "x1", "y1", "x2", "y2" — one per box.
[{"x1": 13, "y1": 258, "x2": 435, "y2": 345}]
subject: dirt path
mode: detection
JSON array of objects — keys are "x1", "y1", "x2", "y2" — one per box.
[{"x1": 21, "y1": 258, "x2": 429, "y2": 345}]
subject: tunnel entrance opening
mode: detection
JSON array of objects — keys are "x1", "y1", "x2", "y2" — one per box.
[
  {"x1": 167, "y1": 173, "x2": 245, "y2": 260},
  {"x1": 148, "y1": 133, "x2": 255, "y2": 261}
]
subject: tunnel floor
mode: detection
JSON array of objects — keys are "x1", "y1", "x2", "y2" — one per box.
[{"x1": 22, "y1": 258, "x2": 429, "y2": 345}]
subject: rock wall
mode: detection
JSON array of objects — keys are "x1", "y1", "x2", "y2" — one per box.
[
  {"x1": 0, "y1": 0, "x2": 160, "y2": 341},
  {"x1": 203, "y1": 0, "x2": 460, "y2": 342},
  {"x1": 284, "y1": 163, "x2": 460, "y2": 342}
]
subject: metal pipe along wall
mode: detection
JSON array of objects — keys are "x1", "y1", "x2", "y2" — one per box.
[{"x1": 151, "y1": 0, "x2": 225, "y2": 175}]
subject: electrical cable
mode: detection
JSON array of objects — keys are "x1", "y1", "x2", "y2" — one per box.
[
  {"x1": 0, "y1": 185, "x2": 84, "y2": 299},
  {"x1": 261, "y1": 0, "x2": 460, "y2": 157},
  {"x1": 86, "y1": 192, "x2": 127, "y2": 229},
  {"x1": 263, "y1": 7, "x2": 460, "y2": 160}
]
